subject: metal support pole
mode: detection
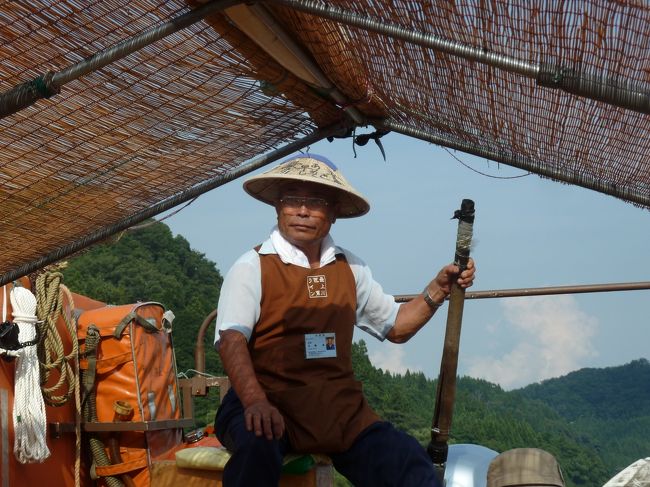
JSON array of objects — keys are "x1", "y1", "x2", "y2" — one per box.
[
  {"x1": 375, "y1": 119, "x2": 650, "y2": 209},
  {"x1": 195, "y1": 309, "x2": 218, "y2": 374},
  {"x1": 0, "y1": 122, "x2": 350, "y2": 286},
  {"x1": 395, "y1": 281, "x2": 650, "y2": 302},
  {"x1": 269, "y1": 0, "x2": 650, "y2": 114},
  {"x1": 0, "y1": 0, "x2": 241, "y2": 119},
  {"x1": 269, "y1": 0, "x2": 538, "y2": 77}
]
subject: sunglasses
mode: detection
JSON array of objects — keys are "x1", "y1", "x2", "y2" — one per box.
[{"x1": 279, "y1": 195, "x2": 330, "y2": 211}]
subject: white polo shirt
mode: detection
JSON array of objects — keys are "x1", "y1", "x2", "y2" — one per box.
[{"x1": 214, "y1": 227, "x2": 400, "y2": 347}]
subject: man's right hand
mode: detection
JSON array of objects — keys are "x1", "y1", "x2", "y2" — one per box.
[
  {"x1": 245, "y1": 399, "x2": 285, "y2": 440},
  {"x1": 218, "y1": 330, "x2": 286, "y2": 441}
]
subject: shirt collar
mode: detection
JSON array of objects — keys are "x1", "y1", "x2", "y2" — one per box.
[{"x1": 259, "y1": 226, "x2": 340, "y2": 268}]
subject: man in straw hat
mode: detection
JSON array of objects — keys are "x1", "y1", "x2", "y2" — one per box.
[{"x1": 214, "y1": 154, "x2": 475, "y2": 486}]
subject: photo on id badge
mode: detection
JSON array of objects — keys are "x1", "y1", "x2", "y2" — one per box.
[{"x1": 305, "y1": 332, "x2": 337, "y2": 359}]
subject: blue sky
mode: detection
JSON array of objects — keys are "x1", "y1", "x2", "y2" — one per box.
[{"x1": 166, "y1": 132, "x2": 650, "y2": 389}]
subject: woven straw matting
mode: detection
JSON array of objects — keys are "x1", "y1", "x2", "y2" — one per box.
[{"x1": 1, "y1": 0, "x2": 649, "y2": 280}]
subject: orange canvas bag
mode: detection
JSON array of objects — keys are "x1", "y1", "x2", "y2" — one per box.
[{"x1": 77, "y1": 302, "x2": 183, "y2": 487}]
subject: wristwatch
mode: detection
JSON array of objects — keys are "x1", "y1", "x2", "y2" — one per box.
[{"x1": 422, "y1": 286, "x2": 444, "y2": 310}]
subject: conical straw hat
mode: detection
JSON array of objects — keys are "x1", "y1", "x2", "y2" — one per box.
[
  {"x1": 487, "y1": 448, "x2": 565, "y2": 487},
  {"x1": 243, "y1": 154, "x2": 370, "y2": 218}
]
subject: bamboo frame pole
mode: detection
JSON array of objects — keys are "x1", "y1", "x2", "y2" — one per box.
[
  {"x1": 376, "y1": 119, "x2": 650, "y2": 208},
  {"x1": 0, "y1": 0, "x2": 241, "y2": 119},
  {"x1": 269, "y1": 0, "x2": 650, "y2": 114},
  {"x1": 238, "y1": 4, "x2": 366, "y2": 124},
  {"x1": 428, "y1": 199, "x2": 475, "y2": 481}
]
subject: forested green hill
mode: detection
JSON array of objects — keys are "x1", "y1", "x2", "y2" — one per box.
[
  {"x1": 63, "y1": 222, "x2": 647, "y2": 486},
  {"x1": 64, "y1": 222, "x2": 224, "y2": 378},
  {"x1": 352, "y1": 341, "x2": 610, "y2": 486},
  {"x1": 518, "y1": 359, "x2": 650, "y2": 476}
]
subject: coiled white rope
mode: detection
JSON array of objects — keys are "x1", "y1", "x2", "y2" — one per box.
[
  {"x1": 10, "y1": 285, "x2": 51, "y2": 463},
  {"x1": 0, "y1": 284, "x2": 11, "y2": 356}
]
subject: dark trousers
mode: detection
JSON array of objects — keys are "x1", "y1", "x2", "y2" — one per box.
[{"x1": 215, "y1": 388, "x2": 441, "y2": 487}]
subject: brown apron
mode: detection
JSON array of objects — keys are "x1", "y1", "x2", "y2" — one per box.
[{"x1": 250, "y1": 251, "x2": 379, "y2": 453}]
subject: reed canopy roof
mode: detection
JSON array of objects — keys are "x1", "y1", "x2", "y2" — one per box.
[{"x1": 1, "y1": 0, "x2": 649, "y2": 284}]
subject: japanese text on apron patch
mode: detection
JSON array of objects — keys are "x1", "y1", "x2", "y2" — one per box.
[{"x1": 307, "y1": 275, "x2": 327, "y2": 298}]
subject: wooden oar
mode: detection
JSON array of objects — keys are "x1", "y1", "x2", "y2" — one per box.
[{"x1": 428, "y1": 199, "x2": 475, "y2": 483}]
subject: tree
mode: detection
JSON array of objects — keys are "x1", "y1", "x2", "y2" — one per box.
[{"x1": 64, "y1": 221, "x2": 225, "y2": 425}]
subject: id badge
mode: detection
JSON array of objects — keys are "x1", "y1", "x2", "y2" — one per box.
[{"x1": 304, "y1": 332, "x2": 337, "y2": 359}]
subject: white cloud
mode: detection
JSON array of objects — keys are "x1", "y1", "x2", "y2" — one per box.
[
  {"x1": 370, "y1": 342, "x2": 421, "y2": 375},
  {"x1": 467, "y1": 295, "x2": 598, "y2": 389}
]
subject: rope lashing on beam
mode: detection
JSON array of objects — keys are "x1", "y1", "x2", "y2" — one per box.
[
  {"x1": 0, "y1": 72, "x2": 60, "y2": 119},
  {"x1": 537, "y1": 65, "x2": 650, "y2": 114}
]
